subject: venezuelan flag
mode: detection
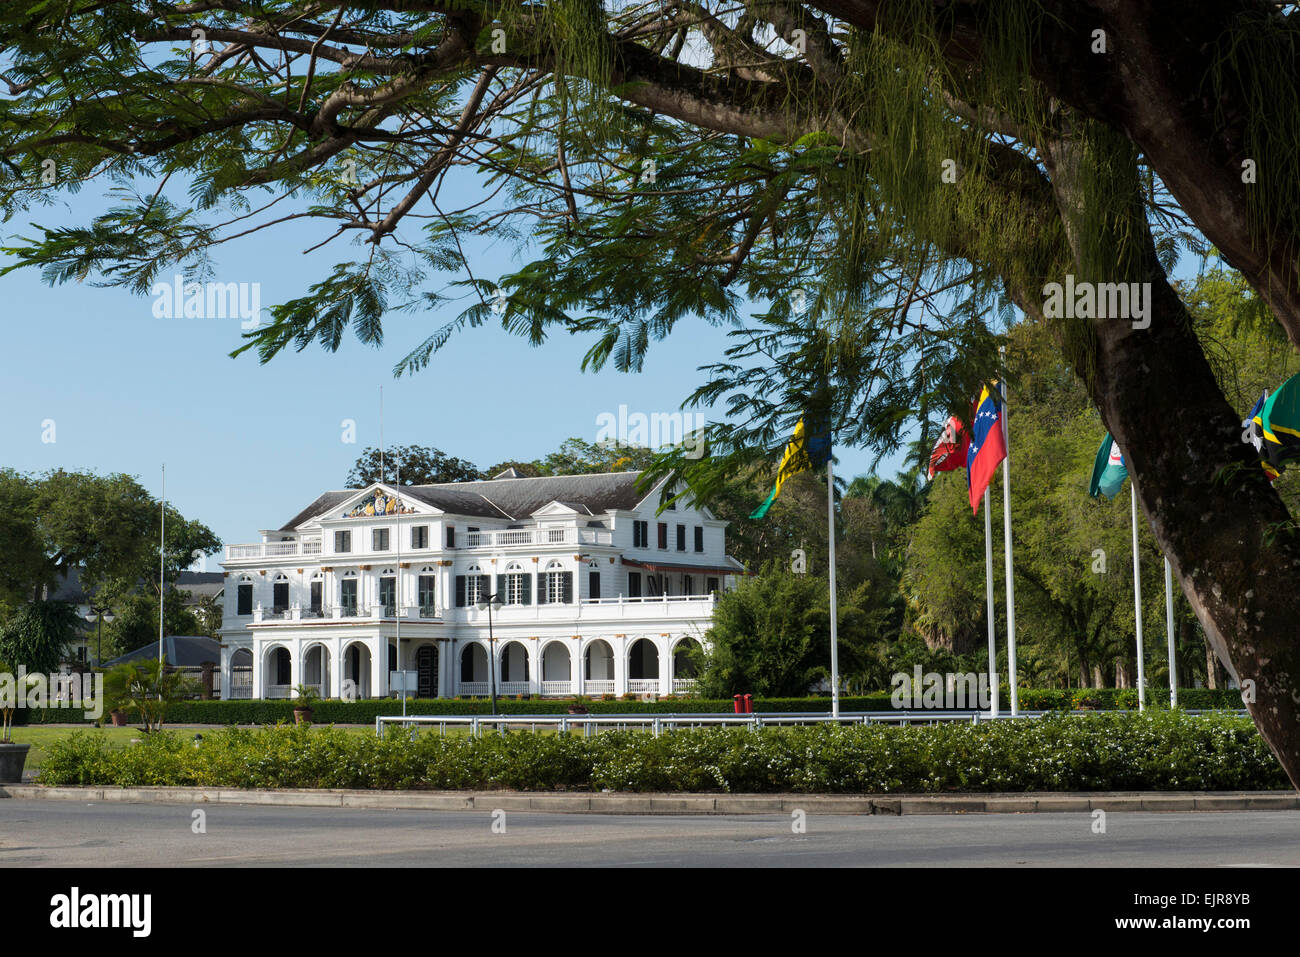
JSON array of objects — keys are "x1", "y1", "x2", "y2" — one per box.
[{"x1": 966, "y1": 384, "x2": 1007, "y2": 514}]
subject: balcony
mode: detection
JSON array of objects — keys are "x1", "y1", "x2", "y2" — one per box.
[
  {"x1": 461, "y1": 527, "x2": 612, "y2": 549},
  {"x1": 227, "y1": 539, "x2": 322, "y2": 561},
  {"x1": 456, "y1": 593, "x2": 716, "y2": 624},
  {"x1": 250, "y1": 604, "x2": 442, "y2": 624}
]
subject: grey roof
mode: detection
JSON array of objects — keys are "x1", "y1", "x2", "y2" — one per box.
[
  {"x1": 106, "y1": 635, "x2": 221, "y2": 669},
  {"x1": 177, "y1": 571, "x2": 224, "y2": 599},
  {"x1": 282, "y1": 472, "x2": 651, "y2": 529}
]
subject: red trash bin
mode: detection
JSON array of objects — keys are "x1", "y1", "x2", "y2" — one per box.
[
  {"x1": 733, "y1": 694, "x2": 743, "y2": 714},
  {"x1": 743, "y1": 693, "x2": 754, "y2": 714}
]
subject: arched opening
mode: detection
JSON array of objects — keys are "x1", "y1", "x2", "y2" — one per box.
[
  {"x1": 584, "y1": 639, "x2": 614, "y2": 694},
  {"x1": 541, "y1": 642, "x2": 572, "y2": 694},
  {"x1": 303, "y1": 643, "x2": 331, "y2": 696},
  {"x1": 628, "y1": 638, "x2": 660, "y2": 680},
  {"x1": 672, "y1": 638, "x2": 701, "y2": 691},
  {"x1": 342, "y1": 642, "x2": 371, "y2": 699},
  {"x1": 459, "y1": 643, "x2": 488, "y2": 692},
  {"x1": 229, "y1": 648, "x2": 253, "y2": 699},
  {"x1": 265, "y1": 646, "x2": 292, "y2": 697},
  {"x1": 499, "y1": 640, "x2": 530, "y2": 692}
]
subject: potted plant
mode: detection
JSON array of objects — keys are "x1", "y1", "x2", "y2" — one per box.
[
  {"x1": 567, "y1": 697, "x2": 589, "y2": 715},
  {"x1": 102, "y1": 659, "x2": 197, "y2": 733},
  {"x1": 292, "y1": 684, "x2": 320, "y2": 725},
  {"x1": 0, "y1": 659, "x2": 32, "y2": 784}
]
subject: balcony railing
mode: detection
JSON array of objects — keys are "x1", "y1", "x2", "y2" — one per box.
[
  {"x1": 461, "y1": 527, "x2": 612, "y2": 549},
  {"x1": 227, "y1": 539, "x2": 322, "y2": 560}
]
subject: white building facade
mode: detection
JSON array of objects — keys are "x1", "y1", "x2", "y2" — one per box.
[{"x1": 217, "y1": 471, "x2": 741, "y2": 700}]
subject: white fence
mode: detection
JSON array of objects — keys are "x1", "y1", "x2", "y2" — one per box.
[{"x1": 375, "y1": 709, "x2": 1248, "y2": 738}]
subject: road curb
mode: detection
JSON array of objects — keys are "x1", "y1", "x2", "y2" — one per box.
[{"x1": 1, "y1": 785, "x2": 1296, "y2": 815}]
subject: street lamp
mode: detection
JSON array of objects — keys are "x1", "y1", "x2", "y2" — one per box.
[
  {"x1": 475, "y1": 593, "x2": 503, "y2": 715},
  {"x1": 83, "y1": 605, "x2": 116, "y2": 668}
]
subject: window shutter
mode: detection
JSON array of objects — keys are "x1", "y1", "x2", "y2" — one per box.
[
  {"x1": 521, "y1": 575, "x2": 532, "y2": 604},
  {"x1": 562, "y1": 572, "x2": 573, "y2": 604},
  {"x1": 455, "y1": 576, "x2": 466, "y2": 607},
  {"x1": 496, "y1": 574, "x2": 506, "y2": 601},
  {"x1": 479, "y1": 575, "x2": 491, "y2": 600},
  {"x1": 537, "y1": 573, "x2": 548, "y2": 604}
]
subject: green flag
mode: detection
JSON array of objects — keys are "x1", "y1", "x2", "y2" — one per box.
[{"x1": 1089, "y1": 433, "x2": 1128, "y2": 499}]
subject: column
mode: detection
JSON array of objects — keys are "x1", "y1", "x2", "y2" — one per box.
[
  {"x1": 329, "y1": 638, "x2": 343, "y2": 699},
  {"x1": 614, "y1": 635, "x2": 628, "y2": 697},
  {"x1": 573, "y1": 637, "x2": 584, "y2": 697},
  {"x1": 661, "y1": 636, "x2": 674, "y2": 697},
  {"x1": 251, "y1": 642, "x2": 263, "y2": 699}
]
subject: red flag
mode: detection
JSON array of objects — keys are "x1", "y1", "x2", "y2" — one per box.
[
  {"x1": 966, "y1": 385, "x2": 1007, "y2": 514},
  {"x1": 927, "y1": 416, "x2": 970, "y2": 479}
]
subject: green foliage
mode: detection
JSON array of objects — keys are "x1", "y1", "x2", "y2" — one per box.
[
  {"x1": 102, "y1": 587, "x2": 203, "y2": 661},
  {"x1": 101, "y1": 658, "x2": 198, "y2": 733},
  {"x1": 0, "y1": 601, "x2": 80, "y2": 674},
  {"x1": 346, "y1": 445, "x2": 484, "y2": 487},
  {"x1": 36, "y1": 713, "x2": 1287, "y2": 793}
]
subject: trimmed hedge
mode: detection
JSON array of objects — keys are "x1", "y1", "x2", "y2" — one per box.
[
  {"x1": 14, "y1": 687, "x2": 1245, "y2": 726},
  {"x1": 36, "y1": 711, "x2": 1286, "y2": 792}
]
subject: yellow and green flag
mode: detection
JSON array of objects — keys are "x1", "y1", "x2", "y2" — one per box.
[{"x1": 750, "y1": 417, "x2": 830, "y2": 519}]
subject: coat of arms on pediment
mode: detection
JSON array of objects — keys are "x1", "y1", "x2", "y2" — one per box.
[{"x1": 342, "y1": 490, "x2": 417, "y2": 518}]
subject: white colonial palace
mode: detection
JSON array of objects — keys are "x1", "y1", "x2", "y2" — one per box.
[{"x1": 217, "y1": 470, "x2": 741, "y2": 700}]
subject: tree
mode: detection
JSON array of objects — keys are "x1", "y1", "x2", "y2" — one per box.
[
  {"x1": 6, "y1": 3, "x2": 1300, "y2": 780},
  {"x1": 0, "y1": 601, "x2": 80, "y2": 674},
  {"x1": 101, "y1": 588, "x2": 205, "y2": 661},
  {"x1": 346, "y1": 445, "x2": 483, "y2": 487},
  {"x1": 101, "y1": 658, "x2": 197, "y2": 733}
]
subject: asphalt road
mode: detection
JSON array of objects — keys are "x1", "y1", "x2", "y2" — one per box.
[{"x1": 2, "y1": 801, "x2": 1300, "y2": 866}]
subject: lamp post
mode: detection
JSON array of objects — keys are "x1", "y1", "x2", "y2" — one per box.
[
  {"x1": 475, "y1": 592, "x2": 503, "y2": 715},
  {"x1": 83, "y1": 605, "x2": 116, "y2": 668}
]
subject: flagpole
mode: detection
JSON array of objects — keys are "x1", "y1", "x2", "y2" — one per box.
[
  {"x1": 827, "y1": 458, "x2": 840, "y2": 719},
  {"x1": 1164, "y1": 556, "x2": 1176, "y2": 707},
  {"x1": 396, "y1": 466, "x2": 405, "y2": 716},
  {"x1": 984, "y1": 488, "x2": 997, "y2": 718},
  {"x1": 158, "y1": 464, "x2": 166, "y2": 667},
  {"x1": 998, "y1": 372, "x2": 1019, "y2": 716},
  {"x1": 1130, "y1": 482, "x2": 1146, "y2": 711}
]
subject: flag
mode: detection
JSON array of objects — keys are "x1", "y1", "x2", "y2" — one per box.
[
  {"x1": 928, "y1": 415, "x2": 970, "y2": 480},
  {"x1": 1089, "y1": 433, "x2": 1129, "y2": 499},
  {"x1": 751, "y1": 416, "x2": 831, "y2": 519},
  {"x1": 1242, "y1": 392, "x2": 1280, "y2": 481},
  {"x1": 1257, "y1": 372, "x2": 1300, "y2": 477},
  {"x1": 966, "y1": 384, "x2": 1007, "y2": 514}
]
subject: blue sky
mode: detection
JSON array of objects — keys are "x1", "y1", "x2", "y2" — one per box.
[{"x1": 0, "y1": 189, "x2": 904, "y2": 557}]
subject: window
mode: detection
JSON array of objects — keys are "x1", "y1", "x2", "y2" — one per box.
[
  {"x1": 340, "y1": 575, "x2": 358, "y2": 615},
  {"x1": 500, "y1": 562, "x2": 530, "y2": 605},
  {"x1": 589, "y1": 569, "x2": 600, "y2": 600},
  {"x1": 694, "y1": 526, "x2": 704, "y2": 552},
  {"x1": 372, "y1": 527, "x2": 390, "y2": 551},
  {"x1": 334, "y1": 530, "x2": 352, "y2": 553},
  {"x1": 418, "y1": 571, "x2": 436, "y2": 617},
  {"x1": 627, "y1": 572, "x2": 642, "y2": 598},
  {"x1": 411, "y1": 525, "x2": 429, "y2": 549},
  {"x1": 632, "y1": 520, "x2": 648, "y2": 548},
  {"x1": 676, "y1": 524, "x2": 686, "y2": 551},
  {"x1": 657, "y1": 522, "x2": 668, "y2": 549},
  {"x1": 272, "y1": 574, "x2": 289, "y2": 613},
  {"x1": 309, "y1": 578, "x2": 323, "y2": 613},
  {"x1": 456, "y1": 565, "x2": 488, "y2": 606},
  {"x1": 237, "y1": 581, "x2": 253, "y2": 616},
  {"x1": 706, "y1": 577, "x2": 719, "y2": 594},
  {"x1": 446, "y1": 525, "x2": 456, "y2": 548},
  {"x1": 683, "y1": 575, "x2": 693, "y2": 595},
  {"x1": 379, "y1": 575, "x2": 397, "y2": 616},
  {"x1": 646, "y1": 574, "x2": 662, "y2": 596},
  {"x1": 538, "y1": 560, "x2": 572, "y2": 604}
]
